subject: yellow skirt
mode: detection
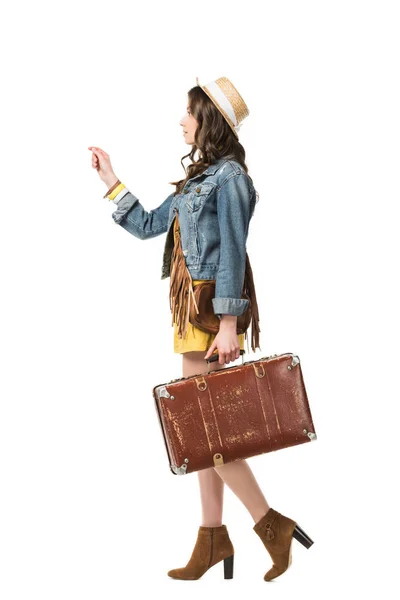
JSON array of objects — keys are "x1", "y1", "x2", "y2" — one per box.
[{"x1": 173, "y1": 279, "x2": 246, "y2": 354}]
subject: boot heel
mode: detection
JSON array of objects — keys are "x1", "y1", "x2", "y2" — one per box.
[
  {"x1": 223, "y1": 554, "x2": 234, "y2": 579},
  {"x1": 292, "y1": 524, "x2": 314, "y2": 549}
]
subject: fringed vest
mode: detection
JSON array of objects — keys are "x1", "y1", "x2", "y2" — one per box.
[{"x1": 169, "y1": 212, "x2": 261, "y2": 353}]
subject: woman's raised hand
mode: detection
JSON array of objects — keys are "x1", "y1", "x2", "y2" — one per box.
[{"x1": 88, "y1": 146, "x2": 119, "y2": 189}]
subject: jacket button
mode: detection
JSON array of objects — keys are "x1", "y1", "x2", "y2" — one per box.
[
  {"x1": 184, "y1": 188, "x2": 189, "y2": 194},
  {"x1": 196, "y1": 187, "x2": 201, "y2": 193}
]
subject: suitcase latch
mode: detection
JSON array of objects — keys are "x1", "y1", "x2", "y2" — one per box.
[
  {"x1": 213, "y1": 453, "x2": 224, "y2": 467},
  {"x1": 195, "y1": 377, "x2": 207, "y2": 391},
  {"x1": 253, "y1": 363, "x2": 265, "y2": 378}
]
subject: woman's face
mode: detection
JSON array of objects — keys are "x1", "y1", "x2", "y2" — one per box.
[{"x1": 180, "y1": 100, "x2": 198, "y2": 145}]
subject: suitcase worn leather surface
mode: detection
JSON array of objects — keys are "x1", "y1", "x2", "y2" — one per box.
[{"x1": 153, "y1": 353, "x2": 317, "y2": 475}]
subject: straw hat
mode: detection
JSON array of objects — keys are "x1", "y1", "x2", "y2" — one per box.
[{"x1": 196, "y1": 76, "x2": 249, "y2": 139}]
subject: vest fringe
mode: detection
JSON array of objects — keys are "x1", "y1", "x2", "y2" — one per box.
[
  {"x1": 169, "y1": 214, "x2": 199, "y2": 339},
  {"x1": 243, "y1": 252, "x2": 262, "y2": 353}
]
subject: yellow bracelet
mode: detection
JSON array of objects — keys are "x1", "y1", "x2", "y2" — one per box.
[{"x1": 108, "y1": 183, "x2": 126, "y2": 200}]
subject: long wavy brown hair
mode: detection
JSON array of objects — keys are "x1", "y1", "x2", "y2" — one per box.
[{"x1": 170, "y1": 84, "x2": 257, "y2": 199}]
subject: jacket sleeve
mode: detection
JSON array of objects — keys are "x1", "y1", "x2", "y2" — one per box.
[
  {"x1": 212, "y1": 173, "x2": 255, "y2": 320},
  {"x1": 111, "y1": 186, "x2": 175, "y2": 240}
]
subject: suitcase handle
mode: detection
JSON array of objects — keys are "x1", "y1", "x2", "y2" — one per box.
[{"x1": 206, "y1": 349, "x2": 245, "y2": 369}]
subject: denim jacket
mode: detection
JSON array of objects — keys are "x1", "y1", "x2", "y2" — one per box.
[{"x1": 111, "y1": 157, "x2": 257, "y2": 319}]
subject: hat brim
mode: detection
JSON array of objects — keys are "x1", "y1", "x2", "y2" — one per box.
[{"x1": 195, "y1": 76, "x2": 239, "y2": 140}]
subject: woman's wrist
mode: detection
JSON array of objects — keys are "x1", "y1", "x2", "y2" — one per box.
[
  {"x1": 104, "y1": 175, "x2": 119, "y2": 190},
  {"x1": 219, "y1": 315, "x2": 238, "y2": 328},
  {"x1": 103, "y1": 176, "x2": 121, "y2": 199}
]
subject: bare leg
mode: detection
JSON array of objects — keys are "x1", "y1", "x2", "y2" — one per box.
[
  {"x1": 182, "y1": 351, "x2": 226, "y2": 527},
  {"x1": 214, "y1": 459, "x2": 271, "y2": 524},
  {"x1": 197, "y1": 467, "x2": 225, "y2": 527}
]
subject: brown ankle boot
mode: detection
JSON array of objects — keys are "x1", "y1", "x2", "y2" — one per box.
[
  {"x1": 167, "y1": 524, "x2": 234, "y2": 580},
  {"x1": 253, "y1": 507, "x2": 314, "y2": 581}
]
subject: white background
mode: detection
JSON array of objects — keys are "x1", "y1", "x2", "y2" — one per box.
[{"x1": 1, "y1": 1, "x2": 399, "y2": 598}]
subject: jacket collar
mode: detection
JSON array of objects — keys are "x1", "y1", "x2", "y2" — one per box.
[
  {"x1": 187, "y1": 157, "x2": 228, "y2": 182},
  {"x1": 203, "y1": 157, "x2": 226, "y2": 175}
]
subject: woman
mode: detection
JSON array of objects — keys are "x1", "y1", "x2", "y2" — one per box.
[{"x1": 88, "y1": 76, "x2": 312, "y2": 582}]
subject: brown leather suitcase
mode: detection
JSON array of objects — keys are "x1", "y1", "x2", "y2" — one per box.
[{"x1": 153, "y1": 352, "x2": 317, "y2": 475}]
